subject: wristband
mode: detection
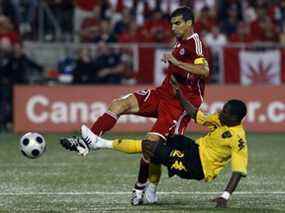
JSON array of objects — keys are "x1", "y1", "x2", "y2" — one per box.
[{"x1": 220, "y1": 191, "x2": 230, "y2": 200}]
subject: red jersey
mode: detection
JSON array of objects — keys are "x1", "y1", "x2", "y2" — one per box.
[
  {"x1": 75, "y1": 0, "x2": 98, "y2": 11},
  {"x1": 157, "y1": 33, "x2": 207, "y2": 107},
  {"x1": 0, "y1": 31, "x2": 21, "y2": 45}
]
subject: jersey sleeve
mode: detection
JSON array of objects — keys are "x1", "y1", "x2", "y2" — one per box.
[
  {"x1": 230, "y1": 136, "x2": 248, "y2": 176},
  {"x1": 185, "y1": 35, "x2": 208, "y2": 65},
  {"x1": 196, "y1": 111, "x2": 221, "y2": 130}
]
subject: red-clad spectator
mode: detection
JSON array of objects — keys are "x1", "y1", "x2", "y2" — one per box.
[
  {"x1": 229, "y1": 21, "x2": 255, "y2": 43},
  {"x1": 81, "y1": 16, "x2": 99, "y2": 30},
  {"x1": 74, "y1": 0, "x2": 101, "y2": 41},
  {"x1": 75, "y1": 0, "x2": 99, "y2": 11},
  {"x1": 249, "y1": 7, "x2": 266, "y2": 41},
  {"x1": 142, "y1": 10, "x2": 171, "y2": 43},
  {"x1": 81, "y1": 17, "x2": 116, "y2": 43},
  {"x1": 194, "y1": 6, "x2": 217, "y2": 36},
  {"x1": 267, "y1": 3, "x2": 281, "y2": 23},
  {"x1": 0, "y1": 16, "x2": 21, "y2": 46},
  {"x1": 261, "y1": 17, "x2": 279, "y2": 42},
  {"x1": 115, "y1": 0, "x2": 125, "y2": 13},
  {"x1": 250, "y1": 7, "x2": 278, "y2": 42},
  {"x1": 79, "y1": 5, "x2": 101, "y2": 42},
  {"x1": 80, "y1": 16, "x2": 100, "y2": 42},
  {"x1": 118, "y1": 23, "x2": 148, "y2": 43}
]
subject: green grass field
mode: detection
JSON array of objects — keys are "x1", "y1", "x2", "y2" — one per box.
[{"x1": 0, "y1": 133, "x2": 284, "y2": 212}]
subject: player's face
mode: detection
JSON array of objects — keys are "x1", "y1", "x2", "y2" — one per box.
[
  {"x1": 219, "y1": 103, "x2": 239, "y2": 126},
  {"x1": 170, "y1": 15, "x2": 192, "y2": 39},
  {"x1": 219, "y1": 103, "x2": 233, "y2": 126}
]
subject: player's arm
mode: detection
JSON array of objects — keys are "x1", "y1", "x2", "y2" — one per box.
[
  {"x1": 212, "y1": 172, "x2": 243, "y2": 208},
  {"x1": 170, "y1": 76, "x2": 198, "y2": 119},
  {"x1": 171, "y1": 77, "x2": 219, "y2": 129},
  {"x1": 164, "y1": 53, "x2": 209, "y2": 77},
  {"x1": 213, "y1": 137, "x2": 248, "y2": 208}
]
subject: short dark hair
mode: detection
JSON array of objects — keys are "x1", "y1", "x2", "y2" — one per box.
[
  {"x1": 170, "y1": 6, "x2": 195, "y2": 23},
  {"x1": 226, "y1": 99, "x2": 247, "y2": 122}
]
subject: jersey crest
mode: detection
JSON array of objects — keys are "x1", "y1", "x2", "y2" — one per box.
[
  {"x1": 222, "y1": 131, "x2": 232, "y2": 138},
  {"x1": 179, "y1": 48, "x2": 185, "y2": 55}
]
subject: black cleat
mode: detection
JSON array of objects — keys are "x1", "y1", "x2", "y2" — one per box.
[{"x1": 60, "y1": 136, "x2": 90, "y2": 156}]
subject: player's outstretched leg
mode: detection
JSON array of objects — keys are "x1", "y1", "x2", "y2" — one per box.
[
  {"x1": 60, "y1": 136, "x2": 90, "y2": 156},
  {"x1": 60, "y1": 124, "x2": 111, "y2": 156},
  {"x1": 81, "y1": 124, "x2": 113, "y2": 150}
]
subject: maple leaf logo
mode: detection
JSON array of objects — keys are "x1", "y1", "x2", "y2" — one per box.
[{"x1": 245, "y1": 61, "x2": 277, "y2": 84}]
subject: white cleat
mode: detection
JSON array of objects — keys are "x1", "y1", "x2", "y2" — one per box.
[
  {"x1": 81, "y1": 124, "x2": 100, "y2": 150},
  {"x1": 131, "y1": 188, "x2": 144, "y2": 205},
  {"x1": 144, "y1": 183, "x2": 159, "y2": 204}
]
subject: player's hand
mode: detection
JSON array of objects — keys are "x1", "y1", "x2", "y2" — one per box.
[
  {"x1": 211, "y1": 197, "x2": 228, "y2": 208},
  {"x1": 162, "y1": 53, "x2": 179, "y2": 65},
  {"x1": 98, "y1": 68, "x2": 111, "y2": 77},
  {"x1": 161, "y1": 53, "x2": 169, "y2": 63},
  {"x1": 167, "y1": 53, "x2": 179, "y2": 65}
]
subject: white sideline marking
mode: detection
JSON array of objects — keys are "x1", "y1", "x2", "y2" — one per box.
[{"x1": 0, "y1": 191, "x2": 285, "y2": 196}]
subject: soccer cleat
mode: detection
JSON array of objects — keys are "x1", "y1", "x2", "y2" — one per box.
[
  {"x1": 144, "y1": 182, "x2": 159, "y2": 204},
  {"x1": 81, "y1": 124, "x2": 101, "y2": 150},
  {"x1": 60, "y1": 136, "x2": 90, "y2": 156},
  {"x1": 131, "y1": 188, "x2": 144, "y2": 205}
]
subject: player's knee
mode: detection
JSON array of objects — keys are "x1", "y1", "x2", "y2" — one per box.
[
  {"x1": 142, "y1": 140, "x2": 158, "y2": 162},
  {"x1": 109, "y1": 98, "x2": 131, "y2": 115}
]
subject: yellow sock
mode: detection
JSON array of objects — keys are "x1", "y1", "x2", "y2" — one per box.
[
  {"x1": 148, "y1": 163, "x2": 162, "y2": 185},
  {"x1": 112, "y1": 139, "x2": 142, "y2": 154}
]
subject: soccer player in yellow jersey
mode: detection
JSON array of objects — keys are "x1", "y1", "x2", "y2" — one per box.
[{"x1": 60, "y1": 77, "x2": 248, "y2": 208}]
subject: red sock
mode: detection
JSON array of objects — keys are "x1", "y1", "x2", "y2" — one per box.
[
  {"x1": 135, "y1": 157, "x2": 149, "y2": 188},
  {"x1": 91, "y1": 111, "x2": 118, "y2": 136}
]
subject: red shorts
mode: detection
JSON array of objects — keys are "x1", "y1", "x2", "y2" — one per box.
[{"x1": 133, "y1": 89, "x2": 202, "y2": 140}]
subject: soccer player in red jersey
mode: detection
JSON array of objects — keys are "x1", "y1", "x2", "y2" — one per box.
[{"x1": 60, "y1": 6, "x2": 209, "y2": 205}]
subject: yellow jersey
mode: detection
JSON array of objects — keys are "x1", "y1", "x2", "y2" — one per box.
[{"x1": 195, "y1": 111, "x2": 248, "y2": 182}]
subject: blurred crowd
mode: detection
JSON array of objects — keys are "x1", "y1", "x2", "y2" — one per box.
[
  {"x1": 1, "y1": 0, "x2": 285, "y2": 44},
  {"x1": 56, "y1": 42, "x2": 135, "y2": 85},
  {"x1": 1, "y1": 0, "x2": 284, "y2": 83},
  {"x1": 0, "y1": 0, "x2": 284, "y2": 76}
]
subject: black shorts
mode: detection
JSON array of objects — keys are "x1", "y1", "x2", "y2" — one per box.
[{"x1": 152, "y1": 135, "x2": 205, "y2": 180}]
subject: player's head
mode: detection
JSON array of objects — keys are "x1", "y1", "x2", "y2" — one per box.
[
  {"x1": 170, "y1": 7, "x2": 194, "y2": 39},
  {"x1": 219, "y1": 99, "x2": 247, "y2": 126}
]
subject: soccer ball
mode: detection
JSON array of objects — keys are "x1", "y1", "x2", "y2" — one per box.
[{"x1": 20, "y1": 132, "x2": 46, "y2": 159}]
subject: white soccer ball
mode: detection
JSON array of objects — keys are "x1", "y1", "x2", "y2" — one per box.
[{"x1": 20, "y1": 132, "x2": 46, "y2": 159}]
